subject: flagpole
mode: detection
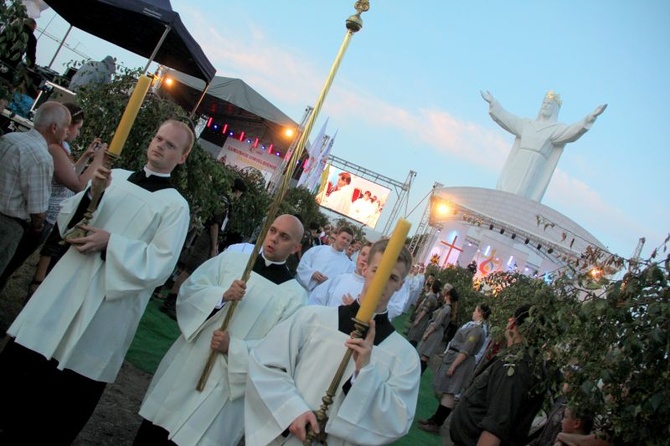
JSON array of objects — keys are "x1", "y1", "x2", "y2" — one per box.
[
  {"x1": 307, "y1": 130, "x2": 336, "y2": 192},
  {"x1": 196, "y1": 0, "x2": 372, "y2": 392}
]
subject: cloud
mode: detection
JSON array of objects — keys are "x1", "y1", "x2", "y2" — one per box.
[
  {"x1": 180, "y1": 9, "x2": 509, "y2": 175},
  {"x1": 414, "y1": 108, "x2": 508, "y2": 169},
  {"x1": 173, "y1": 9, "x2": 506, "y2": 188},
  {"x1": 544, "y1": 170, "x2": 654, "y2": 256},
  {"x1": 179, "y1": 15, "x2": 324, "y2": 108},
  {"x1": 303, "y1": 79, "x2": 510, "y2": 172}
]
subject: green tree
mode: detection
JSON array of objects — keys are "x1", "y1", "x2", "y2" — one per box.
[
  {"x1": 553, "y1": 245, "x2": 670, "y2": 444},
  {"x1": 277, "y1": 185, "x2": 328, "y2": 228},
  {"x1": 331, "y1": 217, "x2": 366, "y2": 243},
  {"x1": 0, "y1": 0, "x2": 29, "y2": 104},
  {"x1": 225, "y1": 167, "x2": 272, "y2": 241},
  {"x1": 465, "y1": 242, "x2": 670, "y2": 445}
]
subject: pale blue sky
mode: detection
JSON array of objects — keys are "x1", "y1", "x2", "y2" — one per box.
[{"x1": 33, "y1": 1, "x2": 669, "y2": 259}]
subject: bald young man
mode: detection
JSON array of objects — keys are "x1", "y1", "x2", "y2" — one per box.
[{"x1": 134, "y1": 214, "x2": 308, "y2": 446}]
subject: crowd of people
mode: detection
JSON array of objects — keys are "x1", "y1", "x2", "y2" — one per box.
[
  {"x1": 0, "y1": 100, "x2": 613, "y2": 446},
  {"x1": 399, "y1": 266, "x2": 612, "y2": 446}
]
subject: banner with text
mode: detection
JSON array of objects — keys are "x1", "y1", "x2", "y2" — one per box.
[{"x1": 218, "y1": 139, "x2": 282, "y2": 185}]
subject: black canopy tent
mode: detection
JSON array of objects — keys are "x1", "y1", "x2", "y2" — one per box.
[
  {"x1": 44, "y1": 0, "x2": 216, "y2": 83},
  {"x1": 161, "y1": 69, "x2": 299, "y2": 157}
]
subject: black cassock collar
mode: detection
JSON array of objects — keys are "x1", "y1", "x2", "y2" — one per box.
[{"x1": 338, "y1": 300, "x2": 395, "y2": 346}]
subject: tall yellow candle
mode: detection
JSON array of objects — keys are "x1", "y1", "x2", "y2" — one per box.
[
  {"x1": 107, "y1": 74, "x2": 152, "y2": 156},
  {"x1": 356, "y1": 218, "x2": 411, "y2": 322}
]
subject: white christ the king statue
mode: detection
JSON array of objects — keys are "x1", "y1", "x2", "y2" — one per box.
[{"x1": 481, "y1": 90, "x2": 607, "y2": 202}]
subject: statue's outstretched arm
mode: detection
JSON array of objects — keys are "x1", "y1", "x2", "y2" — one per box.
[
  {"x1": 587, "y1": 103, "x2": 608, "y2": 123},
  {"x1": 480, "y1": 90, "x2": 494, "y2": 104}
]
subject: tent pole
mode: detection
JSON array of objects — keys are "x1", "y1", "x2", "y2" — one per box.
[
  {"x1": 47, "y1": 24, "x2": 72, "y2": 69},
  {"x1": 189, "y1": 81, "x2": 211, "y2": 118},
  {"x1": 143, "y1": 24, "x2": 172, "y2": 73}
]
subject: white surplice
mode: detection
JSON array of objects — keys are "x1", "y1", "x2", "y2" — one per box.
[
  {"x1": 296, "y1": 245, "x2": 354, "y2": 291},
  {"x1": 245, "y1": 306, "x2": 420, "y2": 446},
  {"x1": 7, "y1": 169, "x2": 189, "y2": 382},
  {"x1": 307, "y1": 272, "x2": 364, "y2": 307},
  {"x1": 386, "y1": 279, "x2": 410, "y2": 322}
]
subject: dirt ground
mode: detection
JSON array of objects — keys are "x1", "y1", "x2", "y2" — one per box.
[{"x1": 0, "y1": 252, "x2": 152, "y2": 445}]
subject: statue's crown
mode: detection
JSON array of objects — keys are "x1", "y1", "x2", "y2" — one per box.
[{"x1": 545, "y1": 90, "x2": 562, "y2": 106}]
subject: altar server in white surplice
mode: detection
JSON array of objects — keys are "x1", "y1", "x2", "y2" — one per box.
[
  {"x1": 0, "y1": 120, "x2": 194, "y2": 445},
  {"x1": 246, "y1": 239, "x2": 420, "y2": 446},
  {"x1": 296, "y1": 225, "x2": 355, "y2": 292},
  {"x1": 386, "y1": 277, "x2": 411, "y2": 322},
  {"x1": 308, "y1": 241, "x2": 371, "y2": 307},
  {"x1": 134, "y1": 214, "x2": 307, "y2": 446}
]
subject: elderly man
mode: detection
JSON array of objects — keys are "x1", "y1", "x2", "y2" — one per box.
[
  {"x1": 0, "y1": 101, "x2": 70, "y2": 278},
  {"x1": 0, "y1": 119, "x2": 194, "y2": 445},
  {"x1": 133, "y1": 214, "x2": 307, "y2": 446}
]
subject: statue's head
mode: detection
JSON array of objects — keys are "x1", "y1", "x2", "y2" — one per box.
[{"x1": 538, "y1": 90, "x2": 561, "y2": 122}]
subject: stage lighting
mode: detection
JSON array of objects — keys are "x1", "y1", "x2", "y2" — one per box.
[
  {"x1": 511, "y1": 234, "x2": 516, "y2": 240},
  {"x1": 547, "y1": 248, "x2": 554, "y2": 254},
  {"x1": 537, "y1": 244, "x2": 542, "y2": 250},
  {"x1": 524, "y1": 238, "x2": 530, "y2": 244},
  {"x1": 428, "y1": 196, "x2": 453, "y2": 226},
  {"x1": 489, "y1": 224, "x2": 494, "y2": 230},
  {"x1": 499, "y1": 228, "x2": 505, "y2": 235}
]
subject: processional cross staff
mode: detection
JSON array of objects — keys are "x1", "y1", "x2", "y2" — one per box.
[
  {"x1": 195, "y1": 0, "x2": 373, "y2": 392},
  {"x1": 295, "y1": 7, "x2": 413, "y2": 445}
]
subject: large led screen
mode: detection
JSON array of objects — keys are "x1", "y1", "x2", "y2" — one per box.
[{"x1": 316, "y1": 165, "x2": 391, "y2": 228}]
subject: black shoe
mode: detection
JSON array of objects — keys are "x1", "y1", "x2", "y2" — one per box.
[
  {"x1": 417, "y1": 422, "x2": 441, "y2": 435},
  {"x1": 417, "y1": 417, "x2": 434, "y2": 426}
]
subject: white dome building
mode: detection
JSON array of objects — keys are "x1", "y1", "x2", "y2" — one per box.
[{"x1": 416, "y1": 186, "x2": 607, "y2": 279}]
